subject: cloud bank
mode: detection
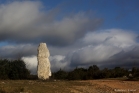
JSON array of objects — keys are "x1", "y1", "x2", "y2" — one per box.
[
  {"x1": 70, "y1": 29, "x2": 139, "y2": 68},
  {"x1": 0, "y1": 1, "x2": 102, "y2": 46},
  {"x1": 0, "y1": 1, "x2": 139, "y2": 74},
  {"x1": 22, "y1": 29, "x2": 139, "y2": 74}
]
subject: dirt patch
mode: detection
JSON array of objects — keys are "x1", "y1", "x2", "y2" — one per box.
[
  {"x1": 0, "y1": 80, "x2": 139, "y2": 93},
  {"x1": 79, "y1": 80, "x2": 139, "y2": 93}
]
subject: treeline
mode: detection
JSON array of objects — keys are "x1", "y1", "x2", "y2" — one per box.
[
  {"x1": 0, "y1": 59, "x2": 139, "y2": 80},
  {"x1": 0, "y1": 59, "x2": 30, "y2": 79},
  {"x1": 52, "y1": 65, "x2": 139, "y2": 80}
]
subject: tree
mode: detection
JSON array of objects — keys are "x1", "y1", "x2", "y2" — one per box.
[
  {"x1": 101, "y1": 68, "x2": 111, "y2": 78},
  {"x1": 110, "y1": 67, "x2": 128, "y2": 78},
  {"x1": 8, "y1": 59, "x2": 30, "y2": 79},
  {"x1": 87, "y1": 65, "x2": 100, "y2": 79},
  {"x1": 132, "y1": 67, "x2": 139, "y2": 78},
  {"x1": 68, "y1": 67, "x2": 87, "y2": 80},
  {"x1": 54, "y1": 69, "x2": 68, "y2": 80},
  {"x1": 0, "y1": 59, "x2": 10, "y2": 79},
  {"x1": 0, "y1": 59, "x2": 30, "y2": 80}
]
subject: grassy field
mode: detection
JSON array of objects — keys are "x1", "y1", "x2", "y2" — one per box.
[{"x1": 0, "y1": 79, "x2": 139, "y2": 93}]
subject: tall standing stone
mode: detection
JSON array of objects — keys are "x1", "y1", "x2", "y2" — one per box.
[{"x1": 37, "y1": 43, "x2": 51, "y2": 80}]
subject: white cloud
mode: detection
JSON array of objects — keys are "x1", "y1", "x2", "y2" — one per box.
[
  {"x1": 22, "y1": 55, "x2": 69, "y2": 74},
  {"x1": 70, "y1": 29, "x2": 139, "y2": 67},
  {"x1": 72, "y1": 44, "x2": 122, "y2": 63},
  {"x1": 83, "y1": 29, "x2": 137, "y2": 48},
  {"x1": 22, "y1": 56, "x2": 38, "y2": 74},
  {"x1": 0, "y1": 1, "x2": 42, "y2": 34}
]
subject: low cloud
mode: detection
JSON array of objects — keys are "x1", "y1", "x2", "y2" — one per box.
[
  {"x1": 50, "y1": 55, "x2": 69, "y2": 72},
  {"x1": 20, "y1": 29, "x2": 139, "y2": 74},
  {"x1": 0, "y1": 44, "x2": 37, "y2": 59},
  {"x1": 22, "y1": 56, "x2": 38, "y2": 74},
  {"x1": 70, "y1": 29, "x2": 139, "y2": 68},
  {"x1": 22, "y1": 55, "x2": 69, "y2": 74}
]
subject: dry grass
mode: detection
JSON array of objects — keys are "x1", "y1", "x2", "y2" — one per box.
[{"x1": 0, "y1": 79, "x2": 139, "y2": 93}]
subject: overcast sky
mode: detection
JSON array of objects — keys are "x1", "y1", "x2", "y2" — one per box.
[{"x1": 0, "y1": 0, "x2": 139, "y2": 74}]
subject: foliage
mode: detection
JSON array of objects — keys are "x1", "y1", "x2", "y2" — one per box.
[
  {"x1": 0, "y1": 58, "x2": 139, "y2": 80},
  {"x1": 0, "y1": 59, "x2": 30, "y2": 79},
  {"x1": 68, "y1": 67, "x2": 87, "y2": 80},
  {"x1": 87, "y1": 65, "x2": 101, "y2": 79},
  {"x1": 53, "y1": 69, "x2": 68, "y2": 80},
  {"x1": 131, "y1": 67, "x2": 139, "y2": 78},
  {"x1": 53, "y1": 65, "x2": 139, "y2": 80}
]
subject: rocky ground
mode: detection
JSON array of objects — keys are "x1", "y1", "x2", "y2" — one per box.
[{"x1": 0, "y1": 79, "x2": 139, "y2": 93}]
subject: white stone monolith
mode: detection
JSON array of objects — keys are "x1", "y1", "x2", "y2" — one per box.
[{"x1": 37, "y1": 43, "x2": 51, "y2": 80}]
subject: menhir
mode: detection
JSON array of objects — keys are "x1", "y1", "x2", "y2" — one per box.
[{"x1": 37, "y1": 43, "x2": 51, "y2": 80}]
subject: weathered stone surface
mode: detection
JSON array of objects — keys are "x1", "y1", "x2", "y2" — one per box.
[{"x1": 37, "y1": 43, "x2": 51, "y2": 80}]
